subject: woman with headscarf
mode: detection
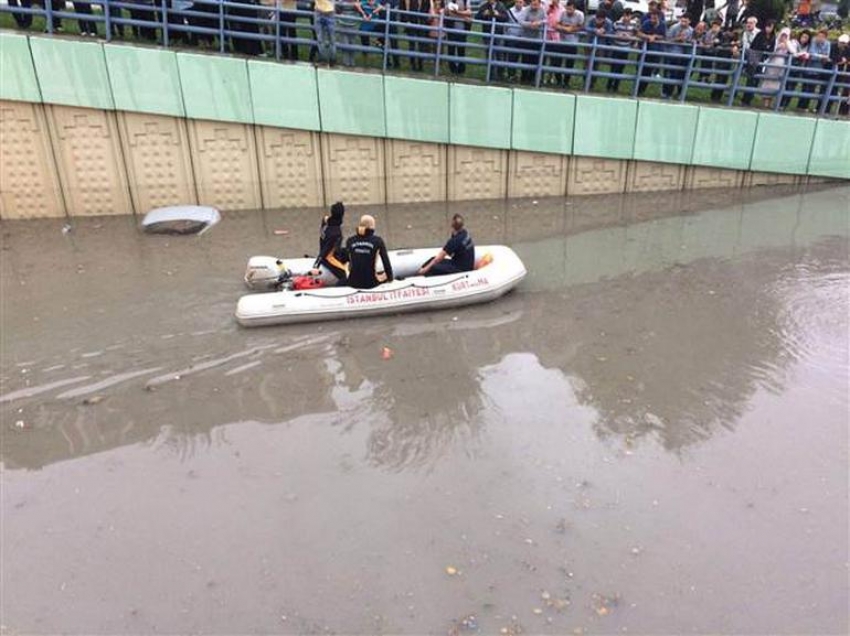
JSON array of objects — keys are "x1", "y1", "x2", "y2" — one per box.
[
  {"x1": 760, "y1": 27, "x2": 795, "y2": 108},
  {"x1": 310, "y1": 201, "x2": 348, "y2": 283}
]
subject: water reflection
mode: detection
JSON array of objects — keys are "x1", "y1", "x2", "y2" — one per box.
[{"x1": 1, "y1": 186, "x2": 847, "y2": 471}]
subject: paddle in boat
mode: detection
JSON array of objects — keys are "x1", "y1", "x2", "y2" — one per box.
[{"x1": 235, "y1": 245, "x2": 527, "y2": 327}]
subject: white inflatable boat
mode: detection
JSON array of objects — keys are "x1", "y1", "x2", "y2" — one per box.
[{"x1": 236, "y1": 245, "x2": 527, "y2": 327}]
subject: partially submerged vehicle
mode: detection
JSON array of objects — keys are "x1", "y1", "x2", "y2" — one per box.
[
  {"x1": 141, "y1": 205, "x2": 221, "y2": 235},
  {"x1": 236, "y1": 246, "x2": 527, "y2": 327}
]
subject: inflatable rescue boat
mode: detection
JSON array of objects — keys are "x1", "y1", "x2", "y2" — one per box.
[{"x1": 236, "y1": 245, "x2": 527, "y2": 327}]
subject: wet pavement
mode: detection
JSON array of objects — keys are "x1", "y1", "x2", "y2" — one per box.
[{"x1": 1, "y1": 185, "x2": 848, "y2": 635}]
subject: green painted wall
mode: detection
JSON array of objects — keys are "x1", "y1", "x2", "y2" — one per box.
[{"x1": 1, "y1": 35, "x2": 847, "y2": 179}]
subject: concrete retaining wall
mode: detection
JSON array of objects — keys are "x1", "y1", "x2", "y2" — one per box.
[{"x1": 1, "y1": 31, "x2": 847, "y2": 218}]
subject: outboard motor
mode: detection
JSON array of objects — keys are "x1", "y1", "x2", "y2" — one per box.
[{"x1": 244, "y1": 256, "x2": 291, "y2": 291}]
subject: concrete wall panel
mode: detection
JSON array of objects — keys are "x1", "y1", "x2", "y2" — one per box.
[
  {"x1": 511, "y1": 90, "x2": 575, "y2": 155},
  {"x1": 249, "y1": 61, "x2": 320, "y2": 131},
  {"x1": 750, "y1": 113, "x2": 816, "y2": 175},
  {"x1": 29, "y1": 38, "x2": 113, "y2": 110},
  {"x1": 573, "y1": 96, "x2": 637, "y2": 160},
  {"x1": 178, "y1": 53, "x2": 253, "y2": 124},
  {"x1": 449, "y1": 84, "x2": 512, "y2": 149},
  {"x1": 626, "y1": 161, "x2": 686, "y2": 192},
  {"x1": 691, "y1": 107, "x2": 757, "y2": 171},
  {"x1": 384, "y1": 77, "x2": 449, "y2": 144},
  {"x1": 45, "y1": 105, "x2": 132, "y2": 216},
  {"x1": 320, "y1": 133, "x2": 386, "y2": 206},
  {"x1": 256, "y1": 127, "x2": 324, "y2": 209},
  {"x1": 685, "y1": 166, "x2": 743, "y2": 190},
  {"x1": 188, "y1": 119, "x2": 262, "y2": 210},
  {"x1": 118, "y1": 112, "x2": 196, "y2": 213},
  {"x1": 446, "y1": 145, "x2": 508, "y2": 201},
  {"x1": 105, "y1": 45, "x2": 184, "y2": 118},
  {"x1": 0, "y1": 32, "x2": 41, "y2": 103},
  {"x1": 506, "y1": 151, "x2": 568, "y2": 199},
  {"x1": 318, "y1": 70, "x2": 386, "y2": 138},
  {"x1": 807, "y1": 119, "x2": 850, "y2": 180},
  {"x1": 0, "y1": 101, "x2": 64, "y2": 218},
  {"x1": 386, "y1": 140, "x2": 447, "y2": 204},
  {"x1": 567, "y1": 156, "x2": 627, "y2": 195},
  {"x1": 633, "y1": 102, "x2": 699, "y2": 165}
]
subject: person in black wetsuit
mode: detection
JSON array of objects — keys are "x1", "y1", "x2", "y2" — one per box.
[
  {"x1": 310, "y1": 201, "x2": 347, "y2": 282},
  {"x1": 417, "y1": 214, "x2": 475, "y2": 277},
  {"x1": 341, "y1": 215, "x2": 394, "y2": 289}
]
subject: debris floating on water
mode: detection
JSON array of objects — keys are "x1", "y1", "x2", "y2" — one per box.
[{"x1": 381, "y1": 347, "x2": 394, "y2": 360}]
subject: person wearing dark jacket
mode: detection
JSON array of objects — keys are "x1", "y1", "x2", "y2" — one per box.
[
  {"x1": 417, "y1": 214, "x2": 475, "y2": 276},
  {"x1": 310, "y1": 201, "x2": 347, "y2": 281},
  {"x1": 342, "y1": 215, "x2": 394, "y2": 289},
  {"x1": 741, "y1": 19, "x2": 775, "y2": 105}
]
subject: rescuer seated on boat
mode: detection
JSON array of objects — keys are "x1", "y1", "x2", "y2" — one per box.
[
  {"x1": 341, "y1": 215, "x2": 394, "y2": 289},
  {"x1": 309, "y1": 201, "x2": 347, "y2": 282},
  {"x1": 417, "y1": 214, "x2": 476, "y2": 277}
]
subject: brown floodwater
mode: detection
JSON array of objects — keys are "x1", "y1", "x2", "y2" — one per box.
[{"x1": 1, "y1": 185, "x2": 848, "y2": 635}]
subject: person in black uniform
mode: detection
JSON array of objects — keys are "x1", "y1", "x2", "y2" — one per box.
[
  {"x1": 342, "y1": 215, "x2": 394, "y2": 289},
  {"x1": 417, "y1": 214, "x2": 475, "y2": 276},
  {"x1": 309, "y1": 201, "x2": 347, "y2": 282}
]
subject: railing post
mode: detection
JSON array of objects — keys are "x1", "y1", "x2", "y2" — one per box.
[
  {"x1": 535, "y1": 25, "x2": 547, "y2": 88},
  {"x1": 584, "y1": 36, "x2": 597, "y2": 93},
  {"x1": 382, "y1": 6, "x2": 391, "y2": 72},
  {"x1": 275, "y1": 0, "x2": 282, "y2": 60},
  {"x1": 774, "y1": 52, "x2": 792, "y2": 112},
  {"x1": 219, "y1": 0, "x2": 226, "y2": 53},
  {"x1": 680, "y1": 41, "x2": 696, "y2": 102},
  {"x1": 818, "y1": 66, "x2": 838, "y2": 116},
  {"x1": 485, "y1": 18, "x2": 496, "y2": 83},
  {"x1": 104, "y1": 0, "x2": 112, "y2": 42},
  {"x1": 161, "y1": 0, "x2": 170, "y2": 47},
  {"x1": 727, "y1": 50, "x2": 744, "y2": 107},
  {"x1": 434, "y1": 12, "x2": 444, "y2": 77},
  {"x1": 45, "y1": 0, "x2": 54, "y2": 34},
  {"x1": 632, "y1": 40, "x2": 646, "y2": 99}
]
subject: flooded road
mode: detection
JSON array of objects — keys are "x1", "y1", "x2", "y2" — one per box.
[{"x1": 1, "y1": 185, "x2": 848, "y2": 635}]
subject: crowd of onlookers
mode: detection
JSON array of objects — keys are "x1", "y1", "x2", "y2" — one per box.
[{"x1": 4, "y1": 0, "x2": 849, "y2": 114}]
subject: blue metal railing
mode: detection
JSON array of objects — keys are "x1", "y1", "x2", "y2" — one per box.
[{"x1": 2, "y1": 1, "x2": 848, "y2": 116}]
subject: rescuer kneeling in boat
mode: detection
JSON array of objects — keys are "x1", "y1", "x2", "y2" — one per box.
[
  {"x1": 342, "y1": 215, "x2": 394, "y2": 289},
  {"x1": 417, "y1": 214, "x2": 476, "y2": 277},
  {"x1": 309, "y1": 201, "x2": 348, "y2": 283}
]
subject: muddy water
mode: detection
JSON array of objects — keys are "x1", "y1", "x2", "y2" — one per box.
[{"x1": 1, "y1": 185, "x2": 848, "y2": 635}]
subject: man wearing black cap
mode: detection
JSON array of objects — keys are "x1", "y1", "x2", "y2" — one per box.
[{"x1": 310, "y1": 201, "x2": 347, "y2": 282}]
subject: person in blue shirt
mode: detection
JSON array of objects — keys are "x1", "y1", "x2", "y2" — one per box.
[
  {"x1": 417, "y1": 214, "x2": 476, "y2": 276},
  {"x1": 636, "y1": 10, "x2": 667, "y2": 95}
]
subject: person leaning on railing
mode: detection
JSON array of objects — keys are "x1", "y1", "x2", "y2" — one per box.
[
  {"x1": 636, "y1": 9, "x2": 667, "y2": 95},
  {"x1": 516, "y1": 0, "x2": 546, "y2": 84},
  {"x1": 504, "y1": 0, "x2": 527, "y2": 82},
  {"x1": 336, "y1": 0, "x2": 361, "y2": 66},
  {"x1": 398, "y1": 0, "x2": 431, "y2": 71},
  {"x1": 443, "y1": 0, "x2": 473, "y2": 75},
  {"x1": 584, "y1": 10, "x2": 613, "y2": 90},
  {"x1": 475, "y1": 0, "x2": 510, "y2": 80},
  {"x1": 829, "y1": 34, "x2": 849, "y2": 116},
  {"x1": 781, "y1": 29, "x2": 811, "y2": 110},
  {"x1": 661, "y1": 14, "x2": 693, "y2": 99},
  {"x1": 607, "y1": 7, "x2": 636, "y2": 93},
  {"x1": 542, "y1": 0, "x2": 564, "y2": 85},
  {"x1": 759, "y1": 27, "x2": 794, "y2": 109},
  {"x1": 741, "y1": 18, "x2": 773, "y2": 106},
  {"x1": 805, "y1": 28, "x2": 832, "y2": 112},
  {"x1": 553, "y1": 0, "x2": 585, "y2": 89},
  {"x1": 314, "y1": 0, "x2": 338, "y2": 64}
]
